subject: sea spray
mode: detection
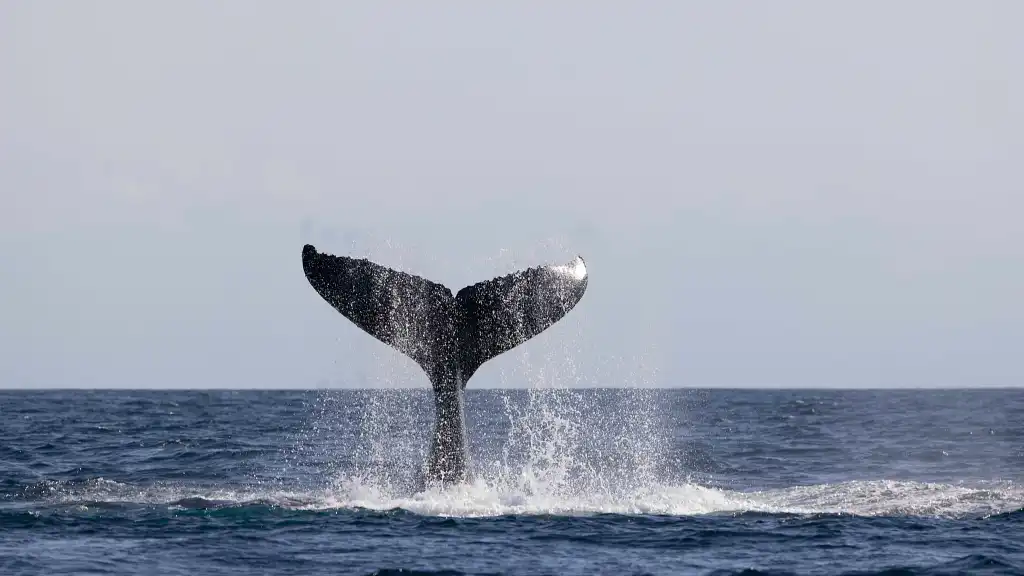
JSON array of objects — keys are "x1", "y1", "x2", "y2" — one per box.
[{"x1": 303, "y1": 237, "x2": 678, "y2": 504}]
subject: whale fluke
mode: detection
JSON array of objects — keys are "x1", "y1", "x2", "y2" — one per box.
[
  {"x1": 301, "y1": 244, "x2": 457, "y2": 376},
  {"x1": 301, "y1": 244, "x2": 588, "y2": 485},
  {"x1": 455, "y1": 255, "x2": 588, "y2": 382}
]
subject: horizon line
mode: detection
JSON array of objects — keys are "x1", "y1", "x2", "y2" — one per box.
[{"x1": 0, "y1": 386, "x2": 1020, "y2": 391}]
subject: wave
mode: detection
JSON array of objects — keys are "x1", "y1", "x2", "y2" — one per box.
[
  {"x1": 365, "y1": 557, "x2": 1024, "y2": 576},
  {"x1": 9, "y1": 476, "x2": 1022, "y2": 520},
  {"x1": 705, "y1": 554, "x2": 1024, "y2": 576}
]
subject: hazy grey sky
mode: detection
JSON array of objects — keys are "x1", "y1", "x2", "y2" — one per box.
[{"x1": 2, "y1": 1, "x2": 1021, "y2": 389}]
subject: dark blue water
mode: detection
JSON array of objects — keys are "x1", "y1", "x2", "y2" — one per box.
[{"x1": 1, "y1": 389, "x2": 1022, "y2": 575}]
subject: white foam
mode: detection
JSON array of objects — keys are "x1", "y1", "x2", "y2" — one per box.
[
  {"x1": 743, "y1": 479, "x2": 1024, "y2": 518},
  {"x1": 325, "y1": 475, "x2": 742, "y2": 517},
  {"x1": 320, "y1": 476, "x2": 1023, "y2": 519},
  {"x1": 26, "y1": 476, "x2": 1023, "y2": 519}
]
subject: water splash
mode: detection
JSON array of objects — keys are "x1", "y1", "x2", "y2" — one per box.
[{"x1": 298, "y1": 238, "x2": 676, "y2": 510}]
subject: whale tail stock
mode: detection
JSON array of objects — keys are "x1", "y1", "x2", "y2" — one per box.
[{"x1": 300, "y1": 244, "x2": 588, "y2": 389}]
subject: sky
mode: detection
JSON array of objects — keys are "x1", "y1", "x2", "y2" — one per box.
[{"x1": 1, "y1": 1, "x2": 1021, "y2": 389}]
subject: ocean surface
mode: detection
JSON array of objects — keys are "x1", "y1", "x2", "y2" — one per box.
[{"x1": 1, "y1": 388, "x2": 1022, "y2": 575}]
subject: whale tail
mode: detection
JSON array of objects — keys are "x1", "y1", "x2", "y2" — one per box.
[{"x1": 301, "y1": 244, "x2": 588, "y2": 387}]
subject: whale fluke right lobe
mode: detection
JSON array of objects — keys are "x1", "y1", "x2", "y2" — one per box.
[{"x1": 455, "y1": 255, "x2": 588, "y2": 381}]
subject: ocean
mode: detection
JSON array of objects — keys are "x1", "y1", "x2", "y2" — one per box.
[{"x1": 1, "y1": 388, "x2": 1022, "y2": 575}]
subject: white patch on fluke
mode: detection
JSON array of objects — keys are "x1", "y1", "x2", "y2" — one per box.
[{"x1": 552, "y1": 256, "x2": 587, "y2": 281}]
